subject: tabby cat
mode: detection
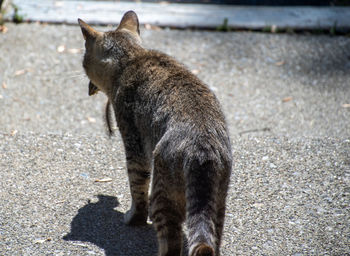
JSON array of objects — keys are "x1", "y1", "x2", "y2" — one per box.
[{"x1": 78, "y1": 11, "x2": 232, "y2": 256}]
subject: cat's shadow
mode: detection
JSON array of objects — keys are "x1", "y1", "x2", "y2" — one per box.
[{"x1": 63, "y1": 194, "x2": 157, "y2": 256}]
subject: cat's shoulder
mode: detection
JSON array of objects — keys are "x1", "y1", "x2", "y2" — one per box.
[
  {"x1": 131, "y1": 49, "x2": 180, "y2": 68},
  {"x1": 122, "y1": 49, "x2": 186, "y2": 80}
]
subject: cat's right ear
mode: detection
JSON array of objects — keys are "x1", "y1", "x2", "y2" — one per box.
[
  {"x1": 117, "y1": 11, "x2": 140, "y2": 36},
  {"x1": 78, "y1": 19, "x2": 101, "y2": 40}
]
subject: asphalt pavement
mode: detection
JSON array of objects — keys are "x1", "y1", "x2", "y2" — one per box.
[{"x1": 0, "y1": 23, "x2": 349, "y2": 255}]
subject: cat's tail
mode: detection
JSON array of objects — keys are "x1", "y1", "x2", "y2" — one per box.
[{"x1": 185, "y1": 159, "x2": 217, "y2": 256}]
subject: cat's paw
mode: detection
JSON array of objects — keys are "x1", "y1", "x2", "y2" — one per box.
[{"x1": 124, "y1": 208, "x2": 148, "y2": 226}]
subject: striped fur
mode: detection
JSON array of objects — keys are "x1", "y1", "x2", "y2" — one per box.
[{"x1": 79, "y1": 11, "x2": 232, "y2": 256}]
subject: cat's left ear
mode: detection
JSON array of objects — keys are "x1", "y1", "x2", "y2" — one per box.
[
  {"x1": 78, "y1": 18, "x2": 102, "y2": 40},
  {"x1": 117, "y1": 11, "x2": 140, "y2": 36}
]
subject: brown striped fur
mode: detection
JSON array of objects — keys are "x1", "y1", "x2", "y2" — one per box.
[{"x1": 78, "y1": 11, "x2": 232, "y2": 256}]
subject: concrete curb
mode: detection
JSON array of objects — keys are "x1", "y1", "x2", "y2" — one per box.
[{"x1": 4, "y1": 0, "x2": 350, "y2": 31}]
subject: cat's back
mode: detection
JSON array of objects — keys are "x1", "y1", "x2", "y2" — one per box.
[
  {"x1": 121, "y1": 49, "x2": 225, "y2": 126},
  {"x1": 118, "y1": 49, "x2": 231, "y2": 160}
]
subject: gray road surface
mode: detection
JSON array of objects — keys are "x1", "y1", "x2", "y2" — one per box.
[{"x1": 0, "y1": 23, "x2": 349, "y2": 255}]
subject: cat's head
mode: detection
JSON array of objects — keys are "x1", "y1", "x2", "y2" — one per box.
[{"x1": 78, "y1": 11, "x2": 142, "y2": 97}]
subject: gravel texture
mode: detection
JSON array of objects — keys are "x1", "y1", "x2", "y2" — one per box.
[
  {"x1": 0, "y1": 23, "x2": 349, "y2": 255},
  {"x1": 0, "y1": 134, "x2": 349, "y2": 255},
  {"x1": 0, "y1": 23, "x2": 349, "y2": 138}
]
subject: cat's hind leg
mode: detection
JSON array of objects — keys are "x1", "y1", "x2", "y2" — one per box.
[
  {"x1": 213, "y1": 169, "x2": 231, "y2": 256},
  {"x1": 214, "y1": 194, "x2": 227, "y2": 256},
  {"x1": 150, "y1": 155, "x2": 185, "y2": 256}
]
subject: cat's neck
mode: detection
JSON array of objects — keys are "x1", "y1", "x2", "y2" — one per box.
[{"x1": 104, "y1": 46, "x2": 146, "y2": 99}]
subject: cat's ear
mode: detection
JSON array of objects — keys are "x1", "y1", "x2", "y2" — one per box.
[
  {"x1": 117, "y1": 11, "x2": 140, "y2": 36},
  {"x1": 78, "y1": 19, "x2": 102, "y2": 40}
]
